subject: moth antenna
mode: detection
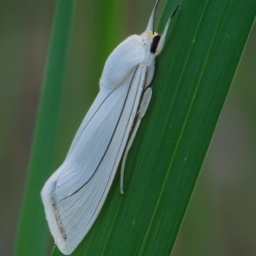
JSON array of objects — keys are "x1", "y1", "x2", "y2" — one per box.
[
  {"x1": 156, "y1": 5, "x2": 180, "y2": 55},
  {"x1": 146, "y1": 0, "x2": 160, "y2": 33}
]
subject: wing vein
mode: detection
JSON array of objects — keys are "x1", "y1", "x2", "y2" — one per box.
[
  {"x1": 54, "y1": 66, "x2": 140, "y2": 204},
  {"x1": 86, "y1": 66, "x2": 146, "y2": 228}
]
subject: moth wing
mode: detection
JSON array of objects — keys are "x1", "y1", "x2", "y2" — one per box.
[{"x1": 41, "y1": 65, "x2": 147, "y2": 255}]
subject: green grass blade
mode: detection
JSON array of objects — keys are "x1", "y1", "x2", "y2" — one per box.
[
  {"x1": 13, "y1": 1, "x2": 75, "y2": 256},
  {"x1": 51, "y1": 0, "x2": 256, "y2": 255}
]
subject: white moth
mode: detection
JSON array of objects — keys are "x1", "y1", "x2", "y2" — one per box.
[{"x1": 41, "y1": 1, "x2": 179, "y2": 254}]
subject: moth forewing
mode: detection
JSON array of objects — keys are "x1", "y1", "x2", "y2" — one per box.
[
  {"x1": 41, "y1": 0, "x2": 179, "y2": 254},
  {"x1": 41, "y1": 66, "x2": 148, "y2": 254}
]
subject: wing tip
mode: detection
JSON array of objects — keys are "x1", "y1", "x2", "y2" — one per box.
[{"x1": 41, "y1": 179, "x2": 76, "y2": 255}]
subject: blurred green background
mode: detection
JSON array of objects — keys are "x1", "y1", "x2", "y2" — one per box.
[{"x1": 0, "y1": 0, "x2": 255, "y2": 255}]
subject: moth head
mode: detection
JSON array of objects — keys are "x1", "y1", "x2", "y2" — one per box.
[{"x1": 143, "y1": 0, "x2": 180, "y2": 56}]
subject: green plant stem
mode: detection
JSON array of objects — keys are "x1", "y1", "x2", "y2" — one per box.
[
  {"x1": 49, "y1": 0, "x2": 256, "y2": 255},
  {"x1": 13, "y1": 1, "x2": 75, "y2": 256}
]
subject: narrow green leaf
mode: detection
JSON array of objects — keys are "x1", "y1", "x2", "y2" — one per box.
[
  {"x1": 13, "y1": 1, "x2": 75, "y2": 256},
  {"x1": 51, "y1": 0, "x2": 256, "y2": 255}
]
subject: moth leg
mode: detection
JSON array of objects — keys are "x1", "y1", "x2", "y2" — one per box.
[{"x1": 120, "y1": 87, "x2": 152, "y2": 195}]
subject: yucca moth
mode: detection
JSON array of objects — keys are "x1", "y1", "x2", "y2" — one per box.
[{"x1": 41, "y1": 1, "x2": 179, "y2": 254}]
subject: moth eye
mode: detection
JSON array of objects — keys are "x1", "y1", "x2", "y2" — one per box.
[{"x1": 150, "y1": 35, "x2": 161, "y2": 53}]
